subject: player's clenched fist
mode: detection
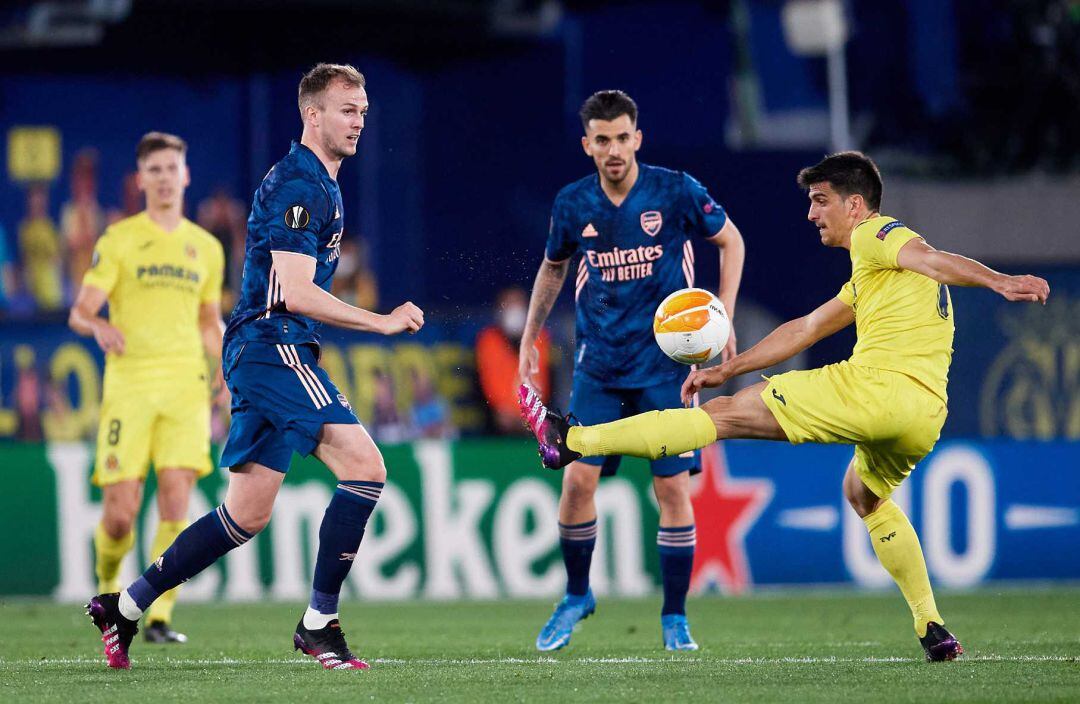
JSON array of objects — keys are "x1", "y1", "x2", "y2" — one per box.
[
  {"x1": 382, "y1": 301, "x2": 425, "y2": 334},
  {"x1": 680, "y1": 363, "x2": 733, "y2": 406},
  {"x1": 993, "y1": 274, "x2": 1050, "y2": 304}
]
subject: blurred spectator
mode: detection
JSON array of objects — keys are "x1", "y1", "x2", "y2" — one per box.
[
  {"x1": 18, "y1": 183, "x2": 64, "y2": 312},
  {"x1": 371, "y1": 369, "x2": 409, "y2": 443},
  {"x1": 106, "y1": 171, "x2": 143, "y2": 225},
  {"x1": 42, "y1": 379, "x2": 81, "y2": 442},
  {"x1": 331, "y1": 236, "x2": 379, "y2": 312},
  {"x1": 197, "y1": 186, "x2": 247, "y2": 306},
  {"x1": 60, "y1": 149, "x2": 105, "y2": 292},
  {"x1": 409, "y1": 366, "x2": 455, "y2": 439},
  {"x1": 0, "y1": 222, "x2": 15, "y2": 312},
  {"x1": 14, "y1": 345, "x2": 42, "y2": 441},
  {"x1": 476, "y1": 286, "x2": 551, "y2": 434}
]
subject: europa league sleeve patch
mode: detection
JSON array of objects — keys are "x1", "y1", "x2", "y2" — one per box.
[{"x1": 283, "y1": 204, "x2": 311, "y2": 230}]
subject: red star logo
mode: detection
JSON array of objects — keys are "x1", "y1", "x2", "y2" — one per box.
[{"x1": 690, "y1": 442, "x2": 773, "y2": 594}]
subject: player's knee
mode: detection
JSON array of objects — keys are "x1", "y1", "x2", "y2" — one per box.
[
  {"x1": 230, "y1": 504, "x2": 273, "y2": 535},
  {"x1": 101, "y1": 510, "x2": 136, "y2": 539},
  {"x1": 653, "y1": 478, "x2": 689, "y2": 511},
  {"x1": 562, "y1": 468, "x2": 598, "y2": 504},
  {"x1": 701, "y1": 395, "x2": 735, "y2": 435},
  {"x1": 338, "y1": 443, "x2": 387, "y2": 483},
  {"x1": 843, "y1": 481, "x2": 876, "y2": 518}
]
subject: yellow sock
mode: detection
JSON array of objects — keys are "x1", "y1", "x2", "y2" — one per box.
[
  {"x1": 567, "y1": 407, "x2": 717, "y2": 460},
  {"x1": 94, "y1": 522, "x2": 135, "y2": 594},
  {"x1": 863, "y1": 500, "x2": 943, "y2": 637},
  {"x1": 144, "y1": 519, "x2": 189, "y2": 625}
]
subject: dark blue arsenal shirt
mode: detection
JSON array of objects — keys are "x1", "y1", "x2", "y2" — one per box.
[
  {"x1": 546, "y1": 163, "x2": 728, "y2": 388},
  {"x1": 224, "y1": 142, "x2": 345, "y2": 356}
]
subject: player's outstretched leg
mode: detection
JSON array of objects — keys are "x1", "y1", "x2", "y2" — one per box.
[
  {"x1": 844, "y1": 462, "x2": 962, "y2": 662},
  {"x1": 86, "y1": 592, "x2": 139, "y2": 670},
  {"x1": 518, "y1": 385, "x2": 583, "y2": 469}
]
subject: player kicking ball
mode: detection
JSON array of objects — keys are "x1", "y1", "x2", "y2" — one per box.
[
  {"x1": 522, "y1": 151, "x2": 1050, "y2": 661},
  {"x1": 87, "y1": 63, "x2": 424, "y2": 671}
]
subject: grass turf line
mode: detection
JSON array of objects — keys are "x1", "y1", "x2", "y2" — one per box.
[{"x1": 1, "y1": 588, "x2": 1077, "y2": 703}]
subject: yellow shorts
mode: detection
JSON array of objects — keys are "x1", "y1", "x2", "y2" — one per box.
[
  {"x1": 92, "y1": 361, "x2": 213, "y2": 487},
  {"x1": 760, "y1": 361, "x2": 947, "y2": 499}
]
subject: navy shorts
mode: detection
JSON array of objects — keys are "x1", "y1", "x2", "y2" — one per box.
[
  {"x1": 568, "y1": 373, "x2": 700, "y2": 477},
  {"x1": 220, "y1": 342, "x2": 359, "y2": 473}
]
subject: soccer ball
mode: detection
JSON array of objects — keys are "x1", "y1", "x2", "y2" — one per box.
[{"x1": 653, "y1": 288, "x2": 730, "y2": 365}]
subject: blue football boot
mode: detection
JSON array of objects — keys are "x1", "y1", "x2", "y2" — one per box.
[
  {"x1": 661, "y1": 613, "x2": 699, "y2": 651},
  {"x1": 535, "y1": 590, "x2": 596, "y2": 651}
]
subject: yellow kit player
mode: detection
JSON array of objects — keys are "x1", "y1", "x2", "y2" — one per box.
[
  {"x1": 69, "y1": 132, "x2": 225, "y2": 644},
  {"x1": 521, "y1": 151, "x2": 1050, "y2": 662}
]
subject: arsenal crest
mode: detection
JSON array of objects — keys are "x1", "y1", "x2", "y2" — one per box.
[{"x1": 640, "y1": 210, "x2": 663, "y2": 237}]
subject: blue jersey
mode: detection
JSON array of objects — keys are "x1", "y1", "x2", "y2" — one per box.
[
  {"x1": 546, "y1": 163, "x2": 728, "y2": 388},
  {"x1": 225, "y1": 142, "x2": 345, "y2": 353}
]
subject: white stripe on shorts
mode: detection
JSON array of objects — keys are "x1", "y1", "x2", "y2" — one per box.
[
  {"x1": 275, "y1": 344, "x2": 327, "y2": 408},
  {"x1": 285, "y1": 345, "x2": 332, "y2": 407}
]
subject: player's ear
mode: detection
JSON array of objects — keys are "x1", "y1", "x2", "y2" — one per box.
[
  {"x1": 581, "y1": 135, "x2": 592, "y2": 156},
  {"x1": 134, "y1": 167, "x2": 146, "y2": 193},
  {"x1": 181, "y1": 163, "x2": 191, "y2": 189},
  {"x1": 634, "y1": 129, "x2": 643, "y2": 150}
]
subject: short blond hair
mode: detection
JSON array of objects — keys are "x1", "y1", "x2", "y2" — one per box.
[
  {"x1": 136, "y1": 132, "x2": 187, "y2": 162},
  {"x1": 298, "y1": 63, "x2": 366, "y2": 115}
]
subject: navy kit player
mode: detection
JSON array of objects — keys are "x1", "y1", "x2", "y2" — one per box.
[
  {"x1": 518, "y1": 90, "x2": 746, "y2": 651},
  {"x1": 87, "y1": 63, "x2": 424, "y2": 671}
]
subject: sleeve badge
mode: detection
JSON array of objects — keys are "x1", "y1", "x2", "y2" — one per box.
[{"x1": 284, "y1": 204, "x2": 311, "y2": 230}]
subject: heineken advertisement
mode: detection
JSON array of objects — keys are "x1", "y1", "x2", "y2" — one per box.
[{"x1": 1, "y1": 438, "x2": 1078, "y2": 600}]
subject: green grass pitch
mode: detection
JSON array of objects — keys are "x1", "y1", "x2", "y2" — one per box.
[{"x1": 1, "y1": 588, "x2": 1077, "y2": 703}]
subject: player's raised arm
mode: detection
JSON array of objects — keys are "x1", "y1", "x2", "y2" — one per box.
[
  {"x1": 271, "y1": 250, "x2": 424, "y2": 335},
  {"x1": 895, "y1": 239, "x2": 1049, "y2": 303},
  {"x1": 519, "y1": 256, "x2": 570, "y2": 387},
  {"x1": 681, "y1": 296, "x2": 853, "y2": 404}
]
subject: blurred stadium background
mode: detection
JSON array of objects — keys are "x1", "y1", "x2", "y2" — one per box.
[{"x1": 0, "y1": 0, "x2": 1077, "y2": 627}]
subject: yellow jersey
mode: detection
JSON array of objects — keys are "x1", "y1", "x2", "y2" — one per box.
[
  {"x1": 837, "y1": 215, "x2": 954, "y2": 403},
  {"x1": 83, "y1": 212, "x2": 224, "y2": 369}
]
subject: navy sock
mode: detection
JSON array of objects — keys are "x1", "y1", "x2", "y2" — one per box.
[
  {"x1": 309, "y1": 481, "x2": 383, "y2": 615},
  {"x1": 127, "y1": 504, "x2": 253, "y2": 612},
  {"x1": 560, "y1": 519, "x2": 597, "y2": 597},
  {"x1": 657, "y1": 525, "x2": 696, "y2": 616}
]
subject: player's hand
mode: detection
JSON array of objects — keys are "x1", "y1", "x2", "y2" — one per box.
[
  {"x1": 681, "y1": 363, "x2": 734, "y2": 406},
  {"x1": 382, "y1": 301, "x2": 425, "y2": 335},
  {"x1": 994, "y1": 274, "x2": 1050, "y2": 304},
  {"x1": 211, "y1": 367, "x2": 230, "y2": 405},
  {"x1": 721, "y1": 324, "x2": 737, "y2": 363},
  {"x1": 91, "y1": 319, "x2": 125, "y2": 355},
  {"x1": 518, "y1": 342, "x2": 540, "y2": 389}
]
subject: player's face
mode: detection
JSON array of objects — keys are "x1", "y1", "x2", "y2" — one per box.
[
  {"x1": 581, "y1": 115, "x2": 642, "y2": 184},
  {"x1": 315, "y1": 81, "x2": 368, "y2": 159},
  {"x1": 806, "y1": 181, "x2": 857, "y2": 247},
  {"x1": 136, "y1": 148, "x2": 189, "y2": 211}
]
